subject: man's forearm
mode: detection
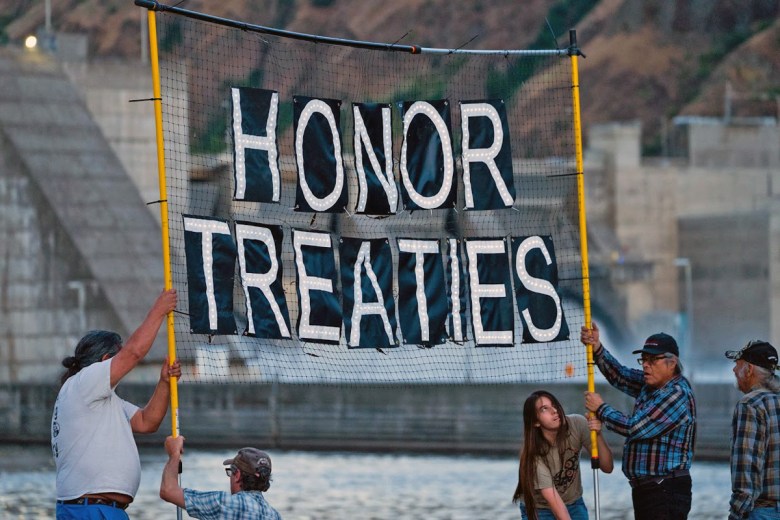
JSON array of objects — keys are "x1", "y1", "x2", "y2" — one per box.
[
  {"x1": 123, "y1": 290, "x2": 175, "y2": 360},
  {"x1": 124, "y1": 310, "x2": 167, "y2": 359},
  {"x1": 596, "y1": 403, "x2": 631, "y2": 437},
  {"x1": 110, "y1": 290, "x2": 175, "y2": 386},
  {"x1": 160, "y1": 454, "x2": 185, "y2": 508},
  {"x1": 135, "y1": 380, "x2": 171, "y2": 433},
  {"x1": 595, "y1": 347, "x2": 644, "y2": 396}
]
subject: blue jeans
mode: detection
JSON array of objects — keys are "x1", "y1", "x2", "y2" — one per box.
[
  {"x1": 748, "y1": 503, "x2": 780, "y2": 519},
  {"x1": 56, "y1": 503, "x2": 130, "y2": 520},
  {"x1": 519, "y1": 496, "x2": 589, "y2": 520}
]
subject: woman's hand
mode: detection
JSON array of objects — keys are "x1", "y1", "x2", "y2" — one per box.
[{"x1": 587, "y1": 415, "x2": 603, "y2": 433}]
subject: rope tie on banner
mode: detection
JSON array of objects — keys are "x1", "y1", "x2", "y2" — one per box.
[{"x1": 448, "y1": 34, "x2": 480, "y2": 54}]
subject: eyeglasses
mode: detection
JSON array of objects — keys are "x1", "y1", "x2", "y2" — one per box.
[
  {"x1": 637, "y1": 355, "x2": 670, "y2": 366},
  {"x1": 225, "y1": 466, "x2": 237, "y2": 477}
]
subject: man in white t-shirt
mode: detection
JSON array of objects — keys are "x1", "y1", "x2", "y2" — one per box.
[{"x1": 51, "y1": 289, "x2": 177, "y2": 520}]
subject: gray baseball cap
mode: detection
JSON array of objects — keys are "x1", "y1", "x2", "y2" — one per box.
[{"x1": 223, "y1": 447, "x2": 272, "y2": 477}]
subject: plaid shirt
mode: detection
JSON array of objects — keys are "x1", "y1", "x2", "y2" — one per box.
[
  {"x1": 729, "y1": 386, "x2": 780, "y2": 520},
  {"x1": 184, "y1": 488, "x2": 282, "y2": 520},
  {"x1": 594, "y1": 346, "x2": 696, "y2": 480}
]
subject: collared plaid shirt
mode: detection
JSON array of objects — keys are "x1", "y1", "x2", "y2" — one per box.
[
  {"x1": 729, "y1": 386, "x2": 780, "y2": 520},
  {"x1": 184, "y1": 488, "x2": 282, "y2": 520},
  {"x1": 594, "y1": 346, "x2": 696, "y2": 480}
]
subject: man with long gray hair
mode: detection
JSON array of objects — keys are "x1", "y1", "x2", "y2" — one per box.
[
  {"x1": 51, "y1": 289, "x2": 177, "y2": 519},
  {"x1": 725, "y1": 340, "x2": 780, "y2": 520}
]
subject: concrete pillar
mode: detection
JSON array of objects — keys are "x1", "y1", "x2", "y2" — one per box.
[{"x1": 770, "y1": 198, "x2": 780, "y2": 345}]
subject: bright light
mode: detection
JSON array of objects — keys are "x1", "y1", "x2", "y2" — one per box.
[{"x1": 24, "y1": 35, "x2": 38, "y2": 49}]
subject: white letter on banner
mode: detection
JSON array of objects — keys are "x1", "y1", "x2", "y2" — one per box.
[
  {"x1": 293, "y1": 230, "x2": 341, "y2": 343},
  {"x1": 235, "y1": 223, "x2": 291, "y2": 338},
  {"x1": 400, "y1": 101, "x2": 454, "y2": 209},
  {"x1": 460, "y1": 102, "x2": 513, "y2": 209},
  {"x1": 353, "y1": 105, "x2": 397, "y2": 213},
  {"x1": 515, "y1": 236, "x2": 563, "y2": 341},
  {"x1": 183, "y1": 216, "x2": 233, "y2": 332},
  {"x1": 295, "y1": 98, "x2": 345, "y2": 212},
  {"x1": 398, "y1": 239, "x2": 439, "y2": 343},
  {"x1": 351, "y1": 241, "x2": 394, "y2": 346},
  {"x1": 231, "y1": 88, "x2": 280, "y2": 202},
  {"x1": 466, "y1": 239, "x2": 513, "y2": 345},
  {"x1": 448, "y1": 238, "x2": 464, "y2": 342}
]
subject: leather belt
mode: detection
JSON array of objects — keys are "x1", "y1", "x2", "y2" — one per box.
[
  {"x1": 628, "y1": 468, "x2": 690, "y2": 489},
  {"x1": 57, "y1": 497, "x2": 129, "y2": 510}
]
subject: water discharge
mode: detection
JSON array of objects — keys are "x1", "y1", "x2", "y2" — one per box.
[{"x1": 0, "y1": 444, "x2": 730, "y2": 519}]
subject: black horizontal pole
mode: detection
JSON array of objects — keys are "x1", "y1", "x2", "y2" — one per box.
[{"x1": 134, "y1": 0, "x2": 567, "y2": 56}]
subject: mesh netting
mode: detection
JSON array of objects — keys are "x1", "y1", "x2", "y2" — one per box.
[{"x1": 154, "y1": 8, "x2": 587, "y2": 384}]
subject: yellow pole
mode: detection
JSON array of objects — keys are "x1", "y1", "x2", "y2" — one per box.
[
  {"x1": 570, "y1": 29, "x2": 600, "y2": 519},
  {"x1": 146, "y1": 8, "x2": 180, "y2": 439},
  {"x1": 569, "y1": 29, "x2": 595, "y2": 461}
]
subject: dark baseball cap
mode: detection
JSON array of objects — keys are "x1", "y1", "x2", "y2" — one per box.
[
  {"x1": 632, "y1": 332, "x2": 679, "y2": 357},
  {"x1": 725, "y1": 340, "x2": 778, "y2": 371},
  {"x1": 223, "y1": 447, "x2": 272, "y2": 478}
]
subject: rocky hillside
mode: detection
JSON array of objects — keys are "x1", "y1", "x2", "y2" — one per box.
[{"x1": 2, "y1": 0, "x2": 778, "y2": 154}]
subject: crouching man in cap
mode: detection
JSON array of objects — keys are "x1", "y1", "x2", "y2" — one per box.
[
  {"x1": 160, "y1": 435, "x2": 282, "y2": 519},
  {"x1": 726, "y1": 340, "x2": 780, "y2": 520},
  {"x1": 581, "y1": 324, "x2": 696, "y2": 520}
]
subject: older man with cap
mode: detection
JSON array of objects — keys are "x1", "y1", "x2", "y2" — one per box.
[
  {"x1": 581, "y1": 323, "x2": 697, "y2": 520},
  {"x1": 160, "y1": 435, "x2": 282, "y2": 519},
  {"x1": 725, "y1": 340, "x2": 780, "y2": 520}
]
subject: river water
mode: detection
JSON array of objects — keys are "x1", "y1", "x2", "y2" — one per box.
[{"x1": 0, "y1": 444, "x2": 731, "y2": 519}]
